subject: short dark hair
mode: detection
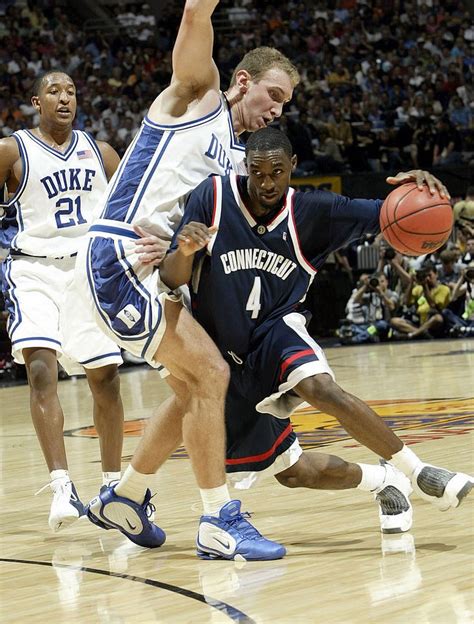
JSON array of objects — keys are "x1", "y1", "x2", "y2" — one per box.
[
  {"x1": 245, "y1": 127, "x2": 293, "y2": 159},
  {"x1": 31, "y1": 70, "x2": 72, "y2": 98}
]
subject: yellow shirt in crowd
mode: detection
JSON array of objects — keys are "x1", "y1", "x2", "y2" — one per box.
[{"x1": 410, "y1": 284, "x2": 451, "y2": 324}]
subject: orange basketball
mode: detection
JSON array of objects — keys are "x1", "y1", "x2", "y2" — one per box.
[{"x1": 380, "y1": 183, "x2": 453, "y2": 256}]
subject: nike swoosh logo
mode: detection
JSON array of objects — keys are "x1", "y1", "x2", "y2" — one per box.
[
  {"x1": 214, "y1": 536, "x2": 231, "y2": 549},
  {"x1": 126, "y1": 518, "x2": 137, "y2": 531}
]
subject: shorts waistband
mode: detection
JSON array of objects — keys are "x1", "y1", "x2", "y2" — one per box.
[{"x1": 89, "y1": 219, "x2": 140, "y2": 240}]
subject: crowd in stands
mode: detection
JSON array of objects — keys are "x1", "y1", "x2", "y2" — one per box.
[
  {"x1": 0, "y1": 0, "x2": 473, "y2": 169},
  {"x1": 0, "y1": 1, "x2": 473, "y2": 378}
]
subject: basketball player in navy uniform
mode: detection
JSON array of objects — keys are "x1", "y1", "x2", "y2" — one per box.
[
  {"x1": 158, "y1": 127, "x2": 473, "y2": 535},
  {"x1": 0, "y1": 71, "x2": 124, "y2": 532},
  {"x1": 77, "y1": 0, "x2": 299, "y2": 560}
]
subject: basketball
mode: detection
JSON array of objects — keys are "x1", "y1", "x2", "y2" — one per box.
[{"x1": 380, "y1": 183, "x2": 453, "y2": 256}]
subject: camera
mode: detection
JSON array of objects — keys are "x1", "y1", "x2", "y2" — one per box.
[
  {"x1": 383, "y1": 247, "x2": 396, "y2": 261},
  {"x1": 466, "y1": 268, "x2": 474, "y2": 281},
  {"x1": 415, "y1": 268, "x2": 428, "y2": 284},
  {"x1": 369, "y1": 275, "x2": 379, "y2": 288}
]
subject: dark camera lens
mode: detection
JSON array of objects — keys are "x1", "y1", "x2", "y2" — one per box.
[
  {"x1": 369, "y1": 276, "x2": 379, "y2": 288},
  {"x1": 384, "y1": 247, "x2": 396, "y2": 260},
  {"x1": 415, "y1": 270, "x2": 427, "y2": 283},
  {"x1": 466, "y1": 269, "x2": 474, "y2": 280}
]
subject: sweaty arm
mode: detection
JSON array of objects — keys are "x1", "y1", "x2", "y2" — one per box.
[
  {"x1": 96, "y1": 141, "x2": 120, "y2": 181},
  {"x1": 159, "y1": 176, "x2": 216, "y2": 290}
]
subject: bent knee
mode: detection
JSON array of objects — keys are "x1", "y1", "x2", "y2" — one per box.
[{"x1": 297, "y1": 373, "x2": 343, "y2": 408}]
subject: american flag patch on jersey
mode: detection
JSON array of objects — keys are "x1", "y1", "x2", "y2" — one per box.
[{"x1": 77, "y1": 149, "x2": 93, "y2": 159}]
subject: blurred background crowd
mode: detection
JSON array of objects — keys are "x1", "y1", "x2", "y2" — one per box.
[{"x1": 0, "y1": 0, "x2": 473, "y2": 378}]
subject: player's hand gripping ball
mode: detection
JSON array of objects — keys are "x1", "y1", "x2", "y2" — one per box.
[{"x1": 380, "y1": 183, "x2": 453, "y2": 256}]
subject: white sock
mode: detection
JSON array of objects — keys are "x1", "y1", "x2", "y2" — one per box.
[
  {"x1": 102, "y1": 471, "x2": 121, "y2": 487},
  {"x1": 389, "y1": 445, "x2": 422, "y2": 477},
  {"x1": 50, "y1": 469, "x2": 69, "y2": 483},
  {"x1": 356, "y1": 464, "x2": 387, "y2": 492},
  {"x1": 200, "y1": 484, "x2": 231, "y2": 516},
  {"x1": 114, "y1": 465, "x2": 153, "y2": 504}
]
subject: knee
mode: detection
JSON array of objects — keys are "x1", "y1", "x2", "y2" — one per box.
[
  {"x1": 27, "y1": 359, "x2": 57, "y2": 394},
  {"x1": 299, "y1": 374, "x2": 344, "y2": 411},
  {"x1": 197, "y1": 356, "x2": 230, "y2": 392},
  {"x1": 87, "y1": 365, "x2": 121, "y2": 400}
]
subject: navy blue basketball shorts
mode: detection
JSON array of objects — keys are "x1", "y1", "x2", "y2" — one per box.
[{"x1": 225, "y1": 311, "x2": 335, "y2": 488}]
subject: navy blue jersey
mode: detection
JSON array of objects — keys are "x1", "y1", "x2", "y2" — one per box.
[{"x1": 170, "y1": 174, "x2": 382, "y2": 357}]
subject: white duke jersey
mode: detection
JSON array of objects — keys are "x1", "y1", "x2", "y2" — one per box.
[
  {"x1": 3, "y1": 129, "x2": 107, "y2": 257},
  {"x1": 98, "y1": 94, "x2": 246, "y2": 240}
]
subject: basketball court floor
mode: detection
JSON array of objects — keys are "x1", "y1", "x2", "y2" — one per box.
[{"x1": 1, "y1": 339, "x2": 473, "y2": 623}]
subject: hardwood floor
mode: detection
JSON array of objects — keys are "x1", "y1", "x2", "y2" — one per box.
[{"x1": 1, "y1": 339, "x2": 473, "y2": 623}]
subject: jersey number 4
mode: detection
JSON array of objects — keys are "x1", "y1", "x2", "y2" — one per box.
[
  {"x1": 246, "y1": 276, "x2": 262, "y2": 319},
  {"x1": 55, "y1": 197, "x2": 87, "y2": 229}
]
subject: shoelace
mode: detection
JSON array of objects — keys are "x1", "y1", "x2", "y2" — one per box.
[
  {"x1": 227, "y1": 511, "x2": 263, "y2": 540},
  {"x1": 35, "y1": 480, "x2": 71, "y2": 496},
  {"x1": 142, "y1": 490, "x2": 156, "y2": 520}
]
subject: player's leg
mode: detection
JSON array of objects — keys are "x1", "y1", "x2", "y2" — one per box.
[
  {"x1": 275, "y1": 452, "x2": 413, "y2": 533},
  {"x1": 24, "y1": 346, "x2": 85, "y2": 531},
  {"x1": 89, "y1": 301, "x2": 285, "y2": 559},
  {"x1": 85, "y1": 364, "x2": 123, "y2": 479},
  {"x1": 24, "y1": 347, "x2": 67, "y2": 471},
  {"x1": 295, "y1": 374, "x2": 473, "y2": 510},
  {"x1": 62, "y1": 260, "x2": 124, "y2": 486},
  {"x1": 155, "y1": 300, "x2": 285, "y2": 560}
]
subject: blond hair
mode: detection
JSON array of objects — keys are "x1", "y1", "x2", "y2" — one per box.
[{"x1": 229, "y1": 47, "x2": 300, "y2": 87}]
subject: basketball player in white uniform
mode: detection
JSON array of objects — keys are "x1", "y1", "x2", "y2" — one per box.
[
  {"x1": 77, "y1": 0, "x2": 299, "y2": 559},
  {"x1": 0, "y1": 71, "x2": 124, "y2": 532}
]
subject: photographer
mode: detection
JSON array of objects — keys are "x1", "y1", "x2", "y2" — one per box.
[
  {"x1": 390, "y1": 264, "x2": 450, "y2": 339},
  {"x1": 376, "y1": 241, "x2": 411, "y2": 296},
  {"x1": 340, "y1": 272, "x2": 398, "y2": 344},
  {"x1": 442, "y1": 264, "x2": 474, "y2": 337}
]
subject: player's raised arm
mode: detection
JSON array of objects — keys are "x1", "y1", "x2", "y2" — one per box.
[{"x1": 171, "y1": 0, "x2": 220, "y2": 92}]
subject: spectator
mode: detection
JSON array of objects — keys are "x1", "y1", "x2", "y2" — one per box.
[
  {"x1": 442, "y1": 263, "x2": 474, "y2": 337},
  {"x1": 437, "y1": 249, "x2": 462, "y2": 292},
  {"x1": 391, "y1": 265, "x2": 450, "y2": 339},
  {"x1": 453, "y1": 186, "x2": 474, "y2": 225},
  {"x1": 339, "y1": 272, "x2": 398, "y2": 344},
  {"x1": 433, "y1": 115, "x2": 463, "y2": 166}
]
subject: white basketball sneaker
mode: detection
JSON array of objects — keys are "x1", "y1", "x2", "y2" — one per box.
[
  {"x1": 374, "y1": 464, "x2": 413, "y2": 534},
  {"x1": 411, "y1": 464, "x2": 474, "y2": 511},
  {"x1": 48, "y1": 480, "x2": 85, "y2": 532}
]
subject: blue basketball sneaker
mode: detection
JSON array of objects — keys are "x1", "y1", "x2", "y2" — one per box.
[
  {"x1": 87, "y1": 486, "x2": 166, "y2": 548},
  {"x1": 196, "y1": 500, "x2": 286, "y2": 561}
]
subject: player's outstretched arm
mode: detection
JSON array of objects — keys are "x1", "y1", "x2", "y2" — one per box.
[
  {"x1": 171, "y1": 0, "x2": 220, "y2": 92},
  {"x1": 160, "y1": 223, "x2": 217, "y2": 290},
  {"x1": 386, "y1": 170, "x2": 450, "y2": 198},
  {"x1": 96, "y1": 141, "x2": 120, "y2": 181}
]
